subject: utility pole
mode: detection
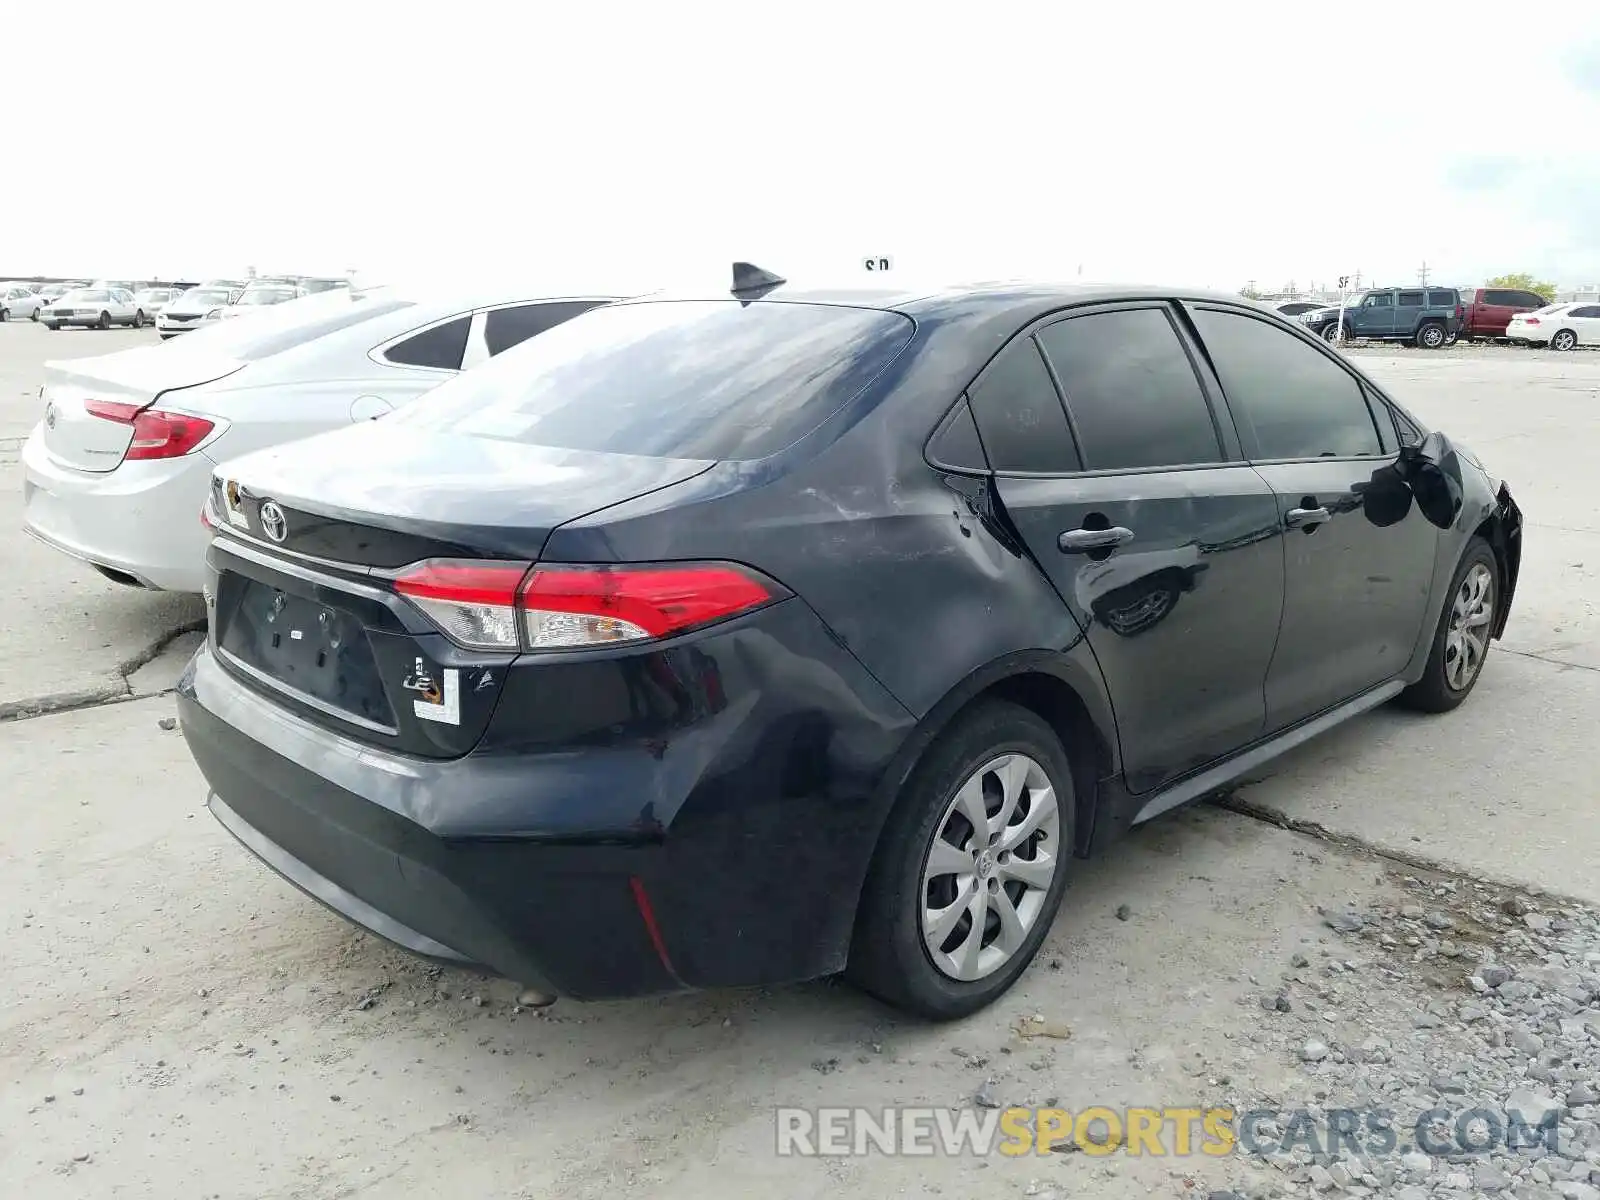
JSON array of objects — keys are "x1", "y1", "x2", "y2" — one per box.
[{"x1": 1417, "y1": 261, "x2": 1430, "y2": 286}]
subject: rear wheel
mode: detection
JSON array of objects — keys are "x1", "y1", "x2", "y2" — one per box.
[
  {"x1": 1552, "y1": 329, "x2": 1578, "y2": 351},
  {"x1": 1400, "y1": 537, "x2": 1497, "y2": 713},
  {"x1": 1417, "y1": 322, "x2": 1446, "y2": 349},
  {"x1": 46, "y1": 322, "x2": 60, "y2": 331},
  {"x1": 96, "y1": 310, "x2": 111, "y2": 330},
  {"x1": 847, "y1": 700, "x2": 1076, "y2": 1020},
  {"x1": 30, "y1": 306, "x2": 40, "y2": 321},
  {"x1": 0, "y1": 307, "x2": 8, "y2": 322},
  {"x1": 131, "y1": 309, "x2": 145, "y2": 328}
]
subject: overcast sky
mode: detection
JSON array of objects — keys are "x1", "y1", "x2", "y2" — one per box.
[{"x1": 9, "y1": 4, "x2": 1599, "y2": 293}]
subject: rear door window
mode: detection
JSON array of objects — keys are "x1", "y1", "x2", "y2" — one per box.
[
  {"x1": 383, "y1": 316, "x2": 472, "y2": 370},
  {"x1": 1485, "y1": 289, "x2": 1520, "y2": 306},
  {"x1": 1036, "y1": 307, "x2": 1222, "y2": 471},
  {"x1": 1426, "y1": 289, "x2": 1457, "y2": 308},
  {"x1": 966, "y1": 337, "x2": 1082, "y2": 473},
  {"x1": 1191, "y1": 307, "x2": 1382, "y2": 460},
  {"x1": 390, "y1": 300, "x2": 915, "y2": 462},
  {"x1": 1396, "y1": 291, "x2": 1425, "y2": 307},
  {"x1": 483, "y1": 300, "x2": 607, "y2": 357},
  {"x1": 1519, "y1": 292, "x2": 1548, "y2": 308}
]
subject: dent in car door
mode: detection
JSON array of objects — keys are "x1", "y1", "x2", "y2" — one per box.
[
  {"x1": 1187, "y1": 305, "x2": 1441, "y2": 730},
  {"x1": 970, "y1": 305, "x2": 1286, "y2": 795}
]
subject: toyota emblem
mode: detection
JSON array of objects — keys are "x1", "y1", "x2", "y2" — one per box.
[
  {"x1": 44, "y1": 402, "x2": 58, "y2": 429},
  {"x1": 258, "y1": 500, "x2": 288, "y2": 543}
]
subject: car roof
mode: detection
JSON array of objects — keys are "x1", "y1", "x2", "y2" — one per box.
[{"x1": 610, "y1": 278, "x2": 1261, "y2": 340}]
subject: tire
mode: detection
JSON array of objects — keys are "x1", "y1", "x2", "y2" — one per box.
[
  {"x1": 96, "y1": 311, "x2": 111, "y2": 330},
  {"x1": 1322, "y1": 323, "x2": 1344, "y2": 344},
  {"x1": 846, "y1": 700, "x2": 1077, "y2": 1020},
  {"x1": 1444, "y1": 329, "x2": 1459, "y2": 346},
  {"x1": 1416, "y1": 322, "x2": 1446, "y2": 349},
  {"x1": 46, "y1": 323, "x2": 60, "y2": 331},
  {"x1": 30, "y1": 307, "x2": 40, "y2": 321},
  {"x1": 159, "y1": 332, "x2": 174, "y2": 340},
  {"x1": 1552, "y1": 329, "x2": 1578, "y2": 352},
  {"x1": 1400, "y1": 537, "x2": 1498, "y2": 714},
  {"x1": 0, "y1": 308, "x2": 8, "y2": 322},
  {"x1": 131, "y1": 309, "x2": 145, "y2": 329}
]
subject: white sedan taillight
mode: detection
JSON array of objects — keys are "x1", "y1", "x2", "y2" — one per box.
[
  {"x1": 85, "y1": 400, "x2": 216, "y2": 461},
  {"x1": 391, "y1": 560, "x2": 780, "y2": 652}
]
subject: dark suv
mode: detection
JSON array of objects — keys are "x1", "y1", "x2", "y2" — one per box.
[
  {"x1": 178, "y1": 274, "x2": 1522, "y2": 1020},
  {"x1": 1306, "y1": 287, "x2": 1461, "y2": 348}
]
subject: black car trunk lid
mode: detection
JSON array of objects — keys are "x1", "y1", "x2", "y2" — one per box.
[{"x1": 205, "y1": 423, "x2": 715, "y2": 758}]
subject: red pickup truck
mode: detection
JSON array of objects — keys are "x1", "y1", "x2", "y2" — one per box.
[{"x1": 1460, "y1": 287, "x2": 1550, "y2": 341}]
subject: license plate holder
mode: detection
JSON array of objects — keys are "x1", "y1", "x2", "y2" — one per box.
[{"x1": 218, "y1": 579, "x2": 396, "y2": 729}]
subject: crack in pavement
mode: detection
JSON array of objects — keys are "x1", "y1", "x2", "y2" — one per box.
[{"x1": 0, "y1": 620, "x2": 205, "y2": 722}]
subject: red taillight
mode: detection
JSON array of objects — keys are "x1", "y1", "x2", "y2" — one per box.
[
  {"x1": 392, "y1": 559, "x2": 779, "y2": 652},
  {"x1": 85, "y1": 399, "x2": 215, "y2": 460},
  {"x1": 1525, "y1": 317, "x2": 1541, "y2": 326},
  {"x1": 520, "y1": 563, "x2": 776, "y2": 649},
  {"x1": 393, "y1": 560, "x2": 530, "y2": 651}
]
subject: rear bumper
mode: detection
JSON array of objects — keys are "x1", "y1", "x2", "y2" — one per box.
[
  {"x1": 177, "y1": 599, "x2": 915, "y2": 999},
  {"x1": 21, "y1": 427, "x2": 213, "y2": 591}
]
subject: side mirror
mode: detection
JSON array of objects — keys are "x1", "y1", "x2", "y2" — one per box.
[{"x1": 1395, "y1": 432, "x2": 1465, "y2": 530}]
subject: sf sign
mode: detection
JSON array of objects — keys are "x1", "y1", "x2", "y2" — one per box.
[{"x1": 863, "y1": 256, "x2": 894, "y2": 273}]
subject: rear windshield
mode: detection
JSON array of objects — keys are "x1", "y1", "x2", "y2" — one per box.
[
  {"x1": 178, "y1": 287, "x2": 416, "y2": 361},
  {"x1": 390, "y1": 299, "x2": 916, "y2": 461}
]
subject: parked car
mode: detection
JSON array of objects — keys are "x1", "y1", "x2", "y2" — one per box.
[
  {"x1": 40, "y1": 287, "x2": 149, "y2": 330},
  {"x1": 1305, "y1": 287, "x2": 1460, "y2": 348},
  {"x1": 295, "y1": 277, "x2": 350, "y2": 294},
  {"x1": 22, "y1": 283, "x2": 614, "y2": 592},
  {"x1": 1273, "y1": 299, "x2": 1328, "y2": 318},
  {"x1": 134, "y1": 287, "x2": 178, "y2": 317},
  {"x1": 1, "y1": 284, "x2": 46, "y2": 322},
  {"x1": 208, "y1": 280, "x2": 305, "y2": 322},
  {"x1": 1458, "y1": 287, "x2": 1549, "y2": 342},
  {"x1": 33, "y1": 283, "x2": 75, "y2": 304},
  {"x1": 1507, "y1": 303, "x2": 1600, "y2": 350},
  {"x1": 157, "y1": 285, "x2": 245, "y2": 338},
  {"x1": 172, "y1": 274, "x2": 1523, "y2": 1020}
]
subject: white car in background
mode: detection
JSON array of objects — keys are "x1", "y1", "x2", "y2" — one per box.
[
  {"x1": 1, "y1": 284, "x2": 46, "y2": 322},
  {"x1": 1507, "y1": 303, "x2": 1600, "y2": 351},
  {"x1": 206, "y1": 280, "x2": 305, "y2": 323},
  {"x1": 157, "y1": 285, "x2": 245, "y2": 338},
  {"x1": 40, "y1": 286, "x2": 149, "y2": 330},
  {"x1": 22, "y1": 283, "x2": 616, "y2": 592},
  {"x1": 134, "y1": 287, "x2": 178, "y2": 318}
]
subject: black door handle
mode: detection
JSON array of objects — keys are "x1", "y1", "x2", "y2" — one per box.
[
  {"x1": 1058, "y1": 526, "x2": 1135, "y2": 553},
  {"x1": 1285, "y1": 506, "x2": 1330, "y2": 529}
]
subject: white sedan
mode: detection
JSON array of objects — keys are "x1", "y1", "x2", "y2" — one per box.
[
  {"x1": 207, "y1": 281, "x2": 304, "y2": 323},
  {"x1": 40, "y1": 286, "x2": 150, "y2": 330},
  {"x1": 1507, "y1": 303, "x2": 1600, "y2": 351},
  {"x1": 1, "y1": 284, "x2": 47, "y2": 322},
  {"x1": 134, "y1": 287, "x2": 178, "y2": 317},
  {"x1": 22, "y1": 283, "x2": 616, "y2": 592}
]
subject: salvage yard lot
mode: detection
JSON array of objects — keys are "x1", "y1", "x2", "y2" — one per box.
[{"x1": 3, "y1": 323, "x2": 1600, "y2": 1199}]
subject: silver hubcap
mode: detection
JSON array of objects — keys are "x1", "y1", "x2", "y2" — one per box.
[
  {"x1": 920, "y1": 753, "x2": 1061, "y2": 982},
  {"x1": 1555, "y1": 332, "x2": 1574, "y2": 350},
  {"x1": 1423, "y1": 328, "x2": 1441, "y2": 346},
  {"x1": 1444, "y1": 562, "x2": 1494, "y2": 692}
]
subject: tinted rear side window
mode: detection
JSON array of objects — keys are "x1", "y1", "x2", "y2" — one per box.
[
  {"x1": 1037, "y1": 308, "x2": 1221, "y2": 471},
  {"x1": 391, "y1": 300, "x2": 914, "y2": 461},
  {"x1": 1426, "y1": 290, "x2": 1457, "y2": 307},
  {"x1": 1485, "y1": 289, "x2": 1520, "y2": 306},
  {"x1": 385, "y1": 315, "x2": 471, "y2": 370},
  {"x1": 966, "y1": 337, "x2": 1082, "y2": 473},
  {"x1": 483, "y1": 300, "x2": 607, "y2": 357},
  {"x1": 1397, "y1": 291, "x2": 1425, "y2": 307},
  {"x1": 1192, "y1": 308, "x2": 1381, "y2": 459}
]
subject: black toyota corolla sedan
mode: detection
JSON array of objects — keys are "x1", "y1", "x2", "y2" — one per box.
[{"x1": 178, "y1": 268, "x2": 1522, "y2": 1020}]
